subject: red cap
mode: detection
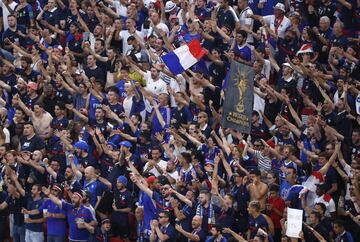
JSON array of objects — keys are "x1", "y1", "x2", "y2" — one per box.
[
  {"x1": 238, "y1": 143, "x2": 245, "y2": 150},
  {"x1": 27, "y1": 81, "x2": 38, "y2": 90},
  {"x1": 146, "y1": 176, "x2": 157, "y2": 185},
  {"x1": 266, "y1": 140, "x2": 275, "y2": 149}
]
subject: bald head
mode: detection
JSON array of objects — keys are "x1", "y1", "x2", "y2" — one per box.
[
  {"x1": 33, "y1": 150, "x2": 42, "y2": 161},
  {"x1": 192, "y1": 215, "x2": 202, "y2": 229},
  {"x1": 84, "y1": 166, "x2": 95, "y2": 181}
]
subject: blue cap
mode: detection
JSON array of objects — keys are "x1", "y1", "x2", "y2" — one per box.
[
  {"x1": 117, "y1": 176, "x2": 128, "y2": 186},
  {"x1": 74, "y1": 140, "x2": 88, "y2": 150},
  {"x1": 119, "y1": 141, "x2": 132, "y2": 148},
  {"x1": 107, "y1": 142, "x2": 117, "y2": 149},
  {"x1": 205, "y1": 159, "x2": 214, "y2": 166}
]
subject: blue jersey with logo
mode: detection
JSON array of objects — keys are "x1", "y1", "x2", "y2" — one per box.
[
  {"x1": 39, "y1": 199, "x2": 67, "y2": 236},
  {"x1": 62, "y1": 202, "x2": 94, "y2": 241}
]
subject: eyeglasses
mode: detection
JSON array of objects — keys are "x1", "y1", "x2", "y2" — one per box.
[
  {"x1": 267, "y1": 177, "x2": 273, "y2": 179},
  {"x1": 161, "y1": 187, "x2": 170, "y2": 190},
  {"x1": 159, "y1": 216, "x2": 168, "y2": 219}
]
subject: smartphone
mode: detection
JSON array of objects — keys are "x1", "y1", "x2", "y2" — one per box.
[{"x1": 83, "y1": 32, "x2": 89, "y2": 42}]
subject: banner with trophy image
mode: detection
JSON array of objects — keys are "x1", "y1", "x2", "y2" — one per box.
[{"x1": 221, "y1": 61, "x2": 254, "y2": 133}]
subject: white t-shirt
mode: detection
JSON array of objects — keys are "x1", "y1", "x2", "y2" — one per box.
[
  {"x1": 262, "y1": 59, "x2": 271, "y2": 80},
  {"x1": 3, "y1": 128, "x2": 10, "y2": 144},
  {"x1": 263, "y1": 15, "x2": 291, "y2": 39},
  {"x1": 143, "y1": 159, "x2": 168, "y2": 177},
  {"x1": 314, "y1": 194, "x2": 336, "y2": 217},
  {"x1": 238, "y1": 6, "x2": 254, "y2": 43},
  {"x1": 253, "y1": 88, "x2": 265, "y2": 116},
  {"x1": 144, "y1": 72, "x2": 168, "y2": 95},
  {"x1": 119, "y1": 30, "x2": 144, "y2": 55},
  {"x1": 0, "y1": 1, "x2": 17, "y2": 30},
  {"x1": 143, "y1": 71, "x2": 167, "y2": 112},
  {"x1": 123, "y1": 95, "x2": 134, "y2": 118}
]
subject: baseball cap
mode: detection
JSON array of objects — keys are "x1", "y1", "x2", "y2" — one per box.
[
  {"x1": 266, "y1": 140, "x2": 275, "y2": 149},
  {"x1": 27, "y1": 81, "x2": 38, "y2": 90},
  {"x1": 205, "y1": 159, "x2": 214, "y2": 166},
  {"x1": 146, "y1": 176, "x2": 157, "y2": 185},
  {"x1": 119, "y1": 141, "x2": 132, "y2": 148},
  {"x1": 107, "y1": 142, "x2": 117, "y2": 149},
  {"x1": 74, "y1": 140, "x2": 89, "y2": 150},
  {"x1": 117, "y1": 176, "x2": 128, "y2": 186}
]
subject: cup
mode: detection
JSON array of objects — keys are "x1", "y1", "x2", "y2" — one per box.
[{"x1": 43, "y1": 209, "x2": 48, "y2": 217}]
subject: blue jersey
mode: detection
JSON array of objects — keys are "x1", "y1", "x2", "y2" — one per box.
[
  {"x1": 152, "y1": 106, "x2": 171, "y2": 134},
  {"x1": 139, "y1": 191, "x2": 157, "y2": 231},
  {"x1": 115, "y1": 80, "x2": 127, "y2": 102},
  {"x1": 83, "y1": 180, "x2": 101, "y2": 207},
  {"x1": 62, "y1": 201, "x2": 94, "y2": 241},
  {"x1": 39, "y1": 199, "x2": 66, "y2": 236},
  {"x1": 26, "y1": 197, "x2": 44, "y2": 232},
  {"x1": 88, "y1": 94, "x2": 102, "y2": 121}
]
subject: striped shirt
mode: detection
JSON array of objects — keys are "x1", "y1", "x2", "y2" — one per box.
[{"x1": 253, "y1": 150, "x2": 272, "y2": 172}]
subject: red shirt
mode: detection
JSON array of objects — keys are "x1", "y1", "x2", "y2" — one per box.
[{"x1": 267, "y1": 196, "x2": 285, "y2": 229}]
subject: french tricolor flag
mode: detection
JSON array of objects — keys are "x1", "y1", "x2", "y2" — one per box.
[{"x1": 161, "y1": 39, "x2": 207, "y2": 75}]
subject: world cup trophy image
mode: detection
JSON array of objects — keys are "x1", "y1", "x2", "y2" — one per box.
[{"x1": 235, "y1": 70, "x2": 248, "y2": 113}]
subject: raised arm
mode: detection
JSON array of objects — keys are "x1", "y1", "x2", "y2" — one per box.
[
  {"x1": 41, "y1": 20, "x2": 66, "y2": 36},
  {"x1": 131, "y1": 175, "x2": 153, "y2": 198},
  {"x1": 42, "y1": 187, "x2": 62, "y2": 207},
  {"x1": 319, "y1": 142, "x2": 340, "y2": 175},
  {"x1": 13, "y1": 94, "x2": 33, "y2": 118}
]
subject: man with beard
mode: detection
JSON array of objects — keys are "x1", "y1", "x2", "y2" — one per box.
[
  {"x1": 42, "y1": 186, "x2": 96, "y2": 242},
  {"x1": 2, "y1": 14, "x2": 27, "y2": 51},
  {"x1": 143, "y1": 146, "x2": 168, "y2": 178},
  {"x1": 131, "y1": 64, "x2": 167, "y2": 113},
  {"x1": 64, "y1": 165, "x2": 82, "y2": 197},
  {"x1": 15, "y1": 56, "x2": 41, "y2": 83},
  {"x1": 111, "y1": 176, "x2": 132, "y2": 240},
  {"x1": 195, "y1": 189, "x2": 212, "y2": 234},
  {"x1": 72, "y1": 140, "x2": 97, "y2": 168},
  {"x1": 53, "y1": 76, "x2": 73, "y2": 104},
  {"x1": 132, "y1": 174, "x2": 173, "y2": 215},
  {"x1": 175, "y1": 215, "x2": 206, "y2": 242},
  {"x1": 232, "y1": 30, "x2": 252, "y2": 65},
  {"x1": 206, "y1": 224, "x2": 227, "y2": 242}
]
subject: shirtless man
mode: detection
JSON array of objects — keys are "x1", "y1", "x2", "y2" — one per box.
[
  {"x1": 13, "y1": 94, "x2": 53, "y2": 139},
  {"x1": 247, "y1": 169, "x2": 268, "y2": 211}
]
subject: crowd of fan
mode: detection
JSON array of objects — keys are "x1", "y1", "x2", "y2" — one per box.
[{"x1": 0, "y1": 0, "x2": 359, "y2": 241}]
